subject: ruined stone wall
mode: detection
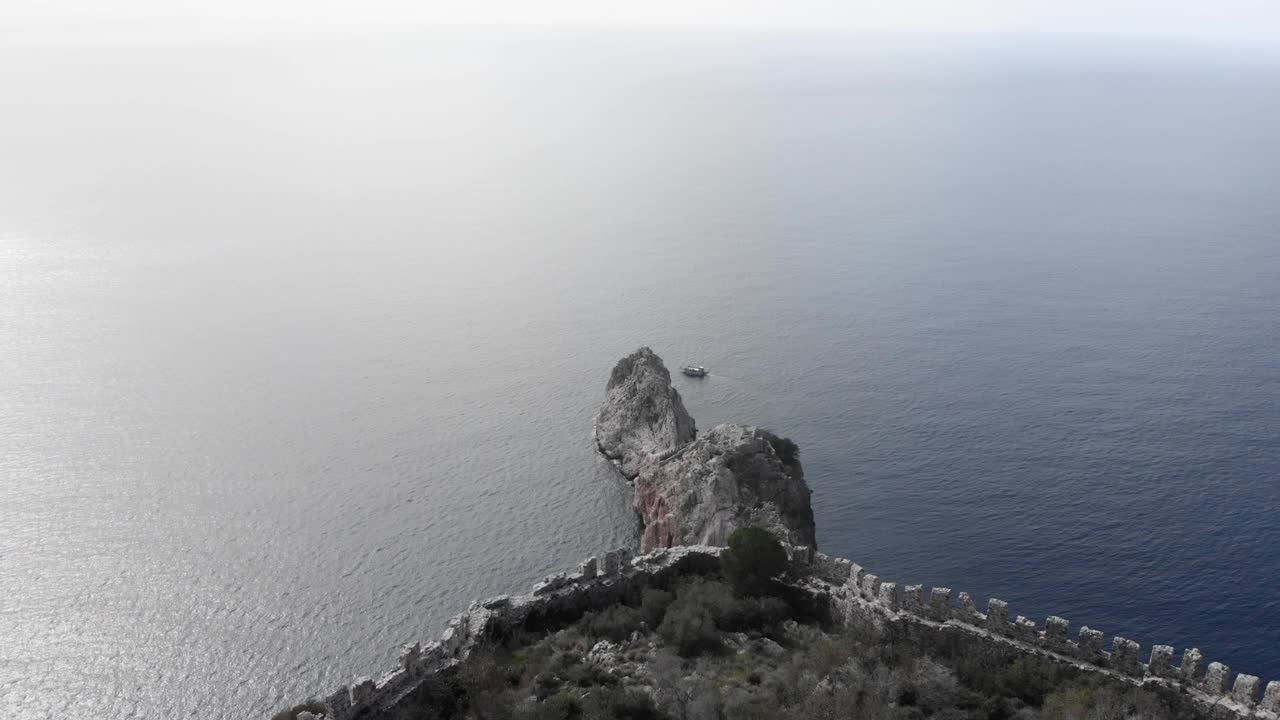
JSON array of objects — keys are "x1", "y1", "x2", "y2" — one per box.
[
  {"x1": 303, "y1": 545, "x2": 1278, "y2": 720},
  {"x1": 793, "y1": 548, "x2": 1279, "y2": 719},
  {"x1": 317, "y1": 546, "x2": 722, "y2": 720}
]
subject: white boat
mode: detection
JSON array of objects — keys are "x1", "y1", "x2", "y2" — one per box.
[{"x1": 681, "y1": 365, "x2": 708, "y2": 378}]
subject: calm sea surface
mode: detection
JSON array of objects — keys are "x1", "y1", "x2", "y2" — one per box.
[{"x1": 1, "y1": 28, "x2": 1278, "y2": 719}]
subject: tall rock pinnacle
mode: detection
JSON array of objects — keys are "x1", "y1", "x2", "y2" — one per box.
[{"x1": 593, "y1": 347, "x2": 697, "y2": 480}]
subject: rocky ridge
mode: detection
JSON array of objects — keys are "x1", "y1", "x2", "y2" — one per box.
[
  {"x1": 635, "y1": 423, "x2": 816, "y2": 551},
  {"x1": 303, "y1": 543, "x2": 1278, "y2": 720},
  {"x1": 595, "y1": 348, "x2": 817, "y2": 552}
]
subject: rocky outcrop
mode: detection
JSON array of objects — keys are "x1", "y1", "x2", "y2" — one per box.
[
  {"x1": 634, "y1": 423, "x2": 817, "y2": 551},
  {"x1": 593, "y1": 347, "x2": 697, "y2": 479},
  {"x1": 299, "y1": 354, "x2": 1272, "y2": 720},
  {"x1": 305, "y1": 540, "x2": 1273, "y2": 720},
  {"x1": 594, "y1": 348, "x2": 817, "y2": 551}
]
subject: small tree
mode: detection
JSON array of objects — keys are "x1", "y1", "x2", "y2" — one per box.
[
  {"x1": 270, "y1": 700, "x2": 327, "y2": 720},
  {"x1": 719, "y1": 527, "x2": 788, "y2": 596},
  {"x1": 657, "y1": 598, "x2": 721, "y2": 657}
]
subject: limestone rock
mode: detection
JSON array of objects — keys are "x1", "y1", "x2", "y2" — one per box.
[
  {"x1": 634, "y1": 423, "x2": 817, "y2": 551},
  {"x1": 594, "y1": 347, "x2": 697, "y2": 479},
  {"x1": 594, "y1": 348, "x2": 817, "y2": 552}
]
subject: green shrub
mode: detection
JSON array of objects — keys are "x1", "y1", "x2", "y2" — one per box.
[
  {"x1": 716, "y1": 594, "x2": 789, "y2": 633},
  {"x1": 767, "y1": 435, "x2": 800, "y2": 466},
  {"x1": 720, "y1": 527, "x2": 788, "y2": 596},
  {"x1": 582, "y1": 687, "x2": 667, "y2": 720},
  {"x1": 653, "y1": 576, "x2": 797, "y2": 657},
  {"x1": 387, "y1": 671, "x2": 461, "y2": 720},
  {"x1": 535, "y1": 671, "x2": 564, "y2": 700},
  {"x1": 942, "y1": 648, "x2": 1123, "y2": 711},
  {"x1": 552, "y1": 650, "x2": 582, "y2": 670},
  {"x1": 676, "y1": 577, "x2": 789, "y2": 632},
  {"x1": 517, "y1": 691, "x2": 583, "y2": 720},
  {"x1": 561, "y1": 660, "x2": 620, "y2": 690},
  {"x1": 270, "y1": 700, "x2": 326, "y2": 720},
  {"x1": 459, "y1": 650, "x2": 521, "y2": 720},
  {"x1": 1042, "y1": 687, "x2": 1093, "y2": 719},
  {"x1": 799, "y1": 686, "x2": 898, "y2": 720},
  {"x1": 1041, "y1": 684, "x2": 1183, "y2": 720},
  {"x1": 657, "y1": 595, "x2": 721, "y2": 657},
  {"x1": 801, "y1": 637, "x2": 855, "y2": 677},
  {"x1": 999, "y1": 657, "x2": 1058, "y2": 706},
  {"x1": 722, "y1": 694, "x2": 781, "y2": 720},
  {"x1": 584, "y1": 605, "x2": 644, "y2": 642},
  {"x1": 641, "y1": 588, "x2": 674, "y2": 628}
]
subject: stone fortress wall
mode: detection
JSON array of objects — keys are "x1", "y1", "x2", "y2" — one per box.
[
  {"x1": 797, "y1": 547, "x2": 1278, "y2": 718},
  {"x1": 307, "y1": 544, "x2": 1279, "y2": 720}
]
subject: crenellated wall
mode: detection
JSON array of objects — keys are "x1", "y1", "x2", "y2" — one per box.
[
  {"x1": 315, "y1": 546, "x2": 722, "y2": 720},
  {"x1": 798, "y1": 548, "x2": 1279, "y2": 718},
  {"x1": 299, "y1": 545, "x2": 1279, "y2": 720}
]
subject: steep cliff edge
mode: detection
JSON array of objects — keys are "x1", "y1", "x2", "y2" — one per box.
[
  {"x1": 288, "y1": 350, "x2": 1273, "y2": 720},
  {"x1": 302, "y1": 543, "x2": 1265, "y2": 720},
  {"x1": 595, "y1": 348, "x2": 817, "y2": 551},
  {"x1": 593, "y1": 347, "x2": 697, "y2": 480},
  {"x1": 635, "y1": 423, "x2": 816, "y2": 551}
]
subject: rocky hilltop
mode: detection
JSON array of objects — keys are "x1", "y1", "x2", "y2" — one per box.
[
  {"x1": 299, "y1": 542, "x2": 1276, "y2": 720},
  {"x1": 595, "y1": 348, "x2": 817, "y2": 551},
  {"x1": 593, "y1": 347, "x2": 697, "y2": 480},
  {"x1": 286, "y1": 348, "x2": 1277, "y2": 720},
  {"x1": 635, "y1": 423, "x2": 816, "y2": 551}
]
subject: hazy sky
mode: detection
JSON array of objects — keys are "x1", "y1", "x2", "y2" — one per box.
[{"x1": 5, "y1": 0, "x2": 1280, "y2": 46}]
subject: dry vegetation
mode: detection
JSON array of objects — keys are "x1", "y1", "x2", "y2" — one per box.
[{"x1": 366, "y1": 530, "x2": 1198, "y2": 720}]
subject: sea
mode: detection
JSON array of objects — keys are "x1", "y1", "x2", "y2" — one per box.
[{"x1": 1, "y1": 26, "x2": 1277, "y2": 719}]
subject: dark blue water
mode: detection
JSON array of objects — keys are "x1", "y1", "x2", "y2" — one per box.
[{"x1": 1, "y1": 28, "x2": 1277, "y2": 718}]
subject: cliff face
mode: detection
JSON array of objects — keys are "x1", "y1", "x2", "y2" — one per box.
[
  {"x1": 296, "y1": 354, "x2": 1270, "y2": 720},
  {"x1": 595, "y1": 348, "x2": 817, "y2": 551},
  {"x1": 634, "y1": 423, "x2": 816, "y2": 551},
  {"x1": 593, "y1": 347, "x2": 697, "y2": 480}
]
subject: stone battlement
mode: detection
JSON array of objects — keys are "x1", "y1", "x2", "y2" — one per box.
[
  {"x1": 315, "y1": 545, "x2": 723, "y2": 720},
  {"x1": 797, "y1": 548, "x2": 1278, "y2": 718},
  {"x1": 302, "y1": 545, "x2": 1278, "y2": 720}
]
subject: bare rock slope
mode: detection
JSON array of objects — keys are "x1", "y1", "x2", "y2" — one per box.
[
  {"x1": 595, "y1": 348, "x2": 817, "y2": 551},
  {"x1": 634, "y1": 423, "x2": 816, "y2": 551},
  {"x1": 593, "y1": 347, "x2": 697, "y2": 479}
]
